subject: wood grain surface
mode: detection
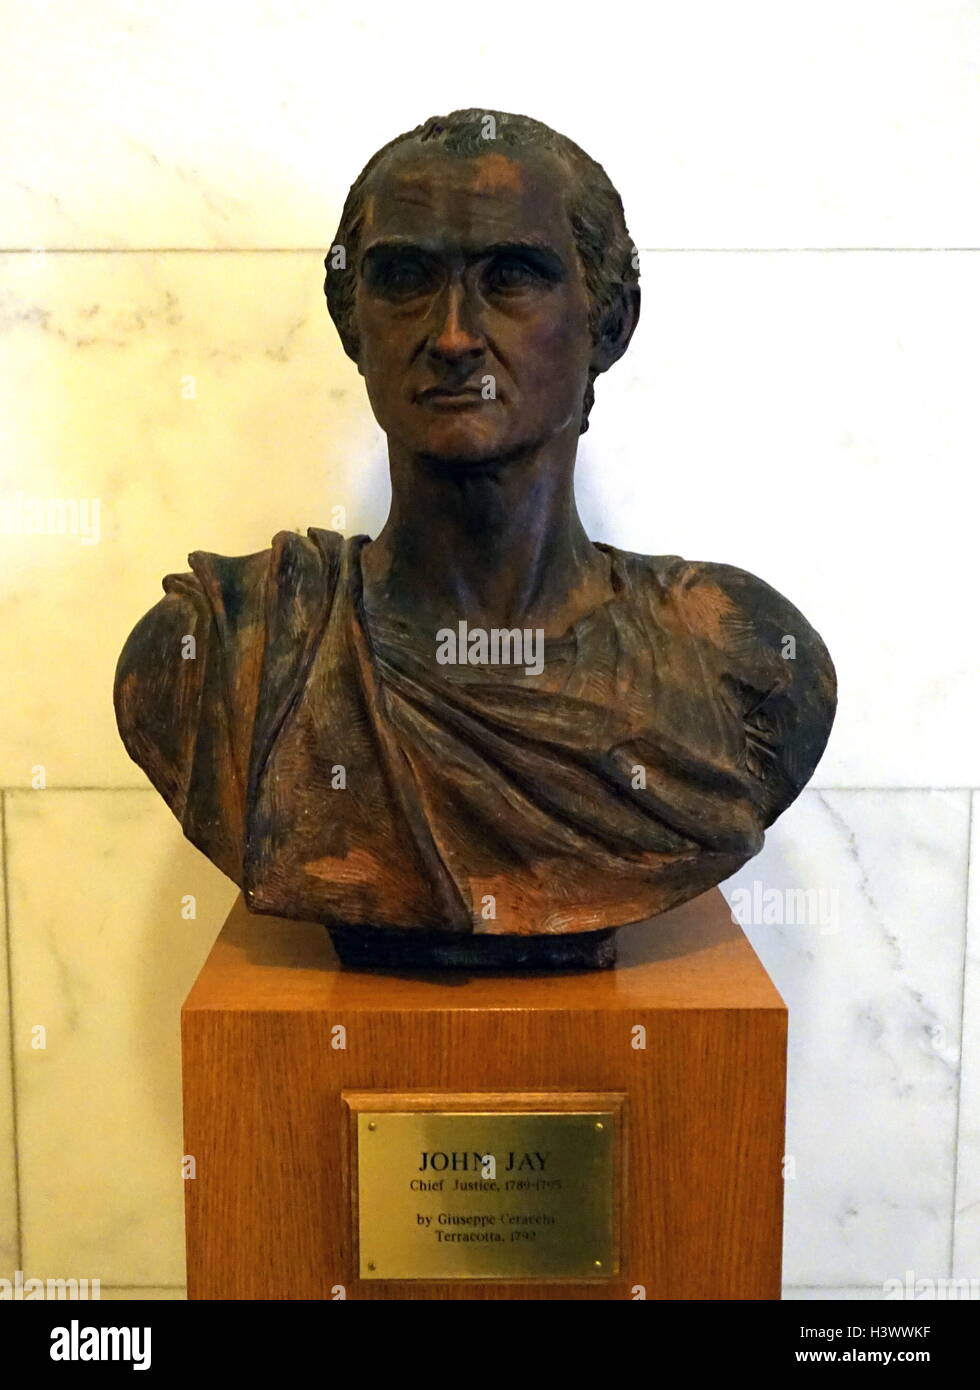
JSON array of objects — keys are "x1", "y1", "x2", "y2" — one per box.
[{"x1": 183, "y1": 886, "x2": 786, "y2": 1300}]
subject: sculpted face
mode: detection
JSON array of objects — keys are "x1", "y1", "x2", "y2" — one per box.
[{"x1": 352, "y1": 144, "x2": 595, "y2": 465}]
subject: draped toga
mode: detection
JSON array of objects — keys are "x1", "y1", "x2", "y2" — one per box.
[{"x1": 114, "y1": 528, "x2": 836, "y2": 937}]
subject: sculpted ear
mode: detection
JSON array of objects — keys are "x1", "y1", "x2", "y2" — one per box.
[{"x1": 591, "y1": 282, "x2": 641, "y2": 374}]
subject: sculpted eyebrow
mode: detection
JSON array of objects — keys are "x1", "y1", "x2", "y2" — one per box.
[
  {"x1": 360, "y1": 239, "x2": 566, "y2": 278},
  {"x1": 479, "y1": 242, "x2": 566, "y2": 279},
  {"x1": 360, "y1": 241, "x2": 438, "y2": 275}
]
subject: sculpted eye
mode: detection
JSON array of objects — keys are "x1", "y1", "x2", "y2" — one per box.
[
  {"x1": 386, "y1": 260, "x2": 431, "y2": 294},
  {"x1": 483, "y1": 255, "x2": 548, "y2": 294},
  {"x1": 367, "y1": 252, "x2": 439, "y2": 299}
]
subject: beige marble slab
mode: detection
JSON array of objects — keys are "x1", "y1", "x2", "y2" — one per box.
[
  {"x1": 953, "y1": 792, "x2": 980, "y2": 1282},
  {"x1": 0, "y1": 248, "x2": 382, "y2": 788},
  {"x1": 2, "y1": 4, "x2": 979, "y2": 250},
  {"x1": 723, "y1": 789, "x2": 971, "y2": 1288},
  {"x1": 99, "y1": 1286, "x2": 186, "y2": 1301},
  {"x1": 0, "y1": 795, "x2": 18, "y2": 1273},
  {"x1": 7, "y1": 789, "x2": 236, "y2": 1284}
]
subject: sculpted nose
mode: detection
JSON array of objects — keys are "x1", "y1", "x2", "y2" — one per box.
[{"x1": 428, "y1": 284, "x2": 484, "y2": 365}]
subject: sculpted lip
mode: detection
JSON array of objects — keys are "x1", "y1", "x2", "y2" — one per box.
[{"x1": 416, "y1": 385, "x2": 488, "y2": 407}]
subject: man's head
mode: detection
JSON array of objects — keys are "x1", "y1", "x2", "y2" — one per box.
[{"x1": 324, "y1": 109, "x2": 640, "y2": 464}]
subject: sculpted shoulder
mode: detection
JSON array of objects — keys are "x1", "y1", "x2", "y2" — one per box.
[
  {"x1": 620, "y1": 550, "x2": 835, "y2": 681},
  {"x1": 616, "y1": 549, "x2": 837, "y2": 823},
  {"x1": 113, "y1": 529, "x2": 343, "y2": 874}
]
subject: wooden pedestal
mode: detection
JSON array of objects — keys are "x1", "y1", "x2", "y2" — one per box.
[{"x1": 182, "y1": 889, "x2": 786, "y2": 1300}]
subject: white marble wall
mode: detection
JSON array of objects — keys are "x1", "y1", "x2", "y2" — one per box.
[
  {"x1": 1, "y1": 2, "x2": 978, "y2": 1300},
  {"x1": 723, "y1": 791, "x2": 975, "y2": 1298}
]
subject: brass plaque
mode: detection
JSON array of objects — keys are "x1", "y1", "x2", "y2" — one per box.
[{"x1": 353, "y1": 1107, "x2": 620, "y2": 1280}]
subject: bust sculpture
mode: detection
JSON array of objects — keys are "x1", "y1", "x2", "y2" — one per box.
[{"x1": 115, "y1": 109, "x2": 836, "y2": 969}]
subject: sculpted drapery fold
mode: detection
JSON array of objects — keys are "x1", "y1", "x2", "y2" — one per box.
[{"x1": 115, "y1": 529, "x2": 836, "y2": 937}]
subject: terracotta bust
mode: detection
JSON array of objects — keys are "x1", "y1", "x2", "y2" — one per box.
[{"x1": 115, "y1": 109, "x2": 836, "y2": 968}]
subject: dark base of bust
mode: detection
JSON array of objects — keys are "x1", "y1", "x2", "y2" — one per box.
[{"x1": 326, "y1": 923, "x2": 618, "y2": 971}]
